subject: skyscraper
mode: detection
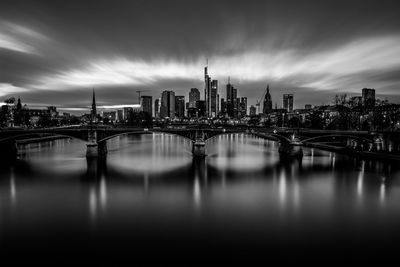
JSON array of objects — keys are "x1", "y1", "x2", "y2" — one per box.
[
  {"x1": 283, "y1": 94, "x2": 294, "y2": 112},
  {"x1": 362, "y1": 88, "x2": 375, "y2": 108},
  {"x1": 154, "y1": 98, "x2": 160, "y2": 118},
  {"x1": 160, "y1": 90, "x2": 175, "y2": 119},
  {"x1": 175, "y1": 96, "x2": 185, "y2": 118},
  {"x1": 220, "y1": 98, "x2": 226, "y2": 116},
  {"x1": 211, "y1": 80, "x2": 218, "y2": 117},
  {"x1": 141, "y1": 96, "x2": 153, "y2": 116},
  {"x1": 239, "y1": 97, "x2": 247, "y2": 117},
  {"x1": 189, "y1": 88, "x2": 200, "y2": 108},
  {"x1": 263, "y1": 85, "x2": 272, "y2": 114},
  {"x1": 226, "y1": 78, "x2": 238, "y2": 118},
  {"x1": 204, "y1": 64, "x2": 211, "y2": 117}
]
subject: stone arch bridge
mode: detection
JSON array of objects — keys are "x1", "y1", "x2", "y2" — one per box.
[{"x1": 0, "y1": 126, "x2": 397, "y2": 161}]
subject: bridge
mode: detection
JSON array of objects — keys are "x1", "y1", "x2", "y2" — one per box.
[{"x1": 0, "y1": 126, "x2": 399, "y2": 162}]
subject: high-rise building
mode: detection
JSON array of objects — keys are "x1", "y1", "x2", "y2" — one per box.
[
  {"x1": 220, "y1": 98, "x2": 226, "y2": 116},
  {"x1": 141, "y1": 96, "x2": 153, "y2": 117},
  {"x1": 160, "y1": 90, "x2": 175, "y2": 119},
  {"x1": 362, "y1": 88, "x2": 375, "y2": 108},
  {"x1": 283, "y1": 94, "x2": 294, "y2": 112},
  {"x1": 204, "y1": 65, "x2": 211, "y2": 117},
  {"x1": 154, "y1": 98, "x2": 160, "y2": 118},
  {"x1": 189, "y1": 88, "x2": 200, "y2": 108},
  {"x1": 217, "y1": 94, "x2": 220, "y2": 115},
  {"x1": 239, "y1": 97, "x2": 247, "y2": 117},
  {"x1": 175, "y1": 96, "x2": 185, "y2": 118},
  {"x1": 211, "y1": 80, "x2": 218, "y2": 117},
  {"x1": 250, "y1": 105, "x2": 257, "y2": 116},
  {"x1": 226, "y1": 79, "x2": 238, "y2": 118},
  {"x1": 263, "y1": 85, "x2": 273, "y2": 114},
  {"x1": 196, "y1": 100, "x2": 206, "y2": 117}
]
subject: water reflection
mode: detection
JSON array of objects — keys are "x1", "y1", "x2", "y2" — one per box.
[{"x1": 2, "y1": 133, "x2": 400, "y2": 260}]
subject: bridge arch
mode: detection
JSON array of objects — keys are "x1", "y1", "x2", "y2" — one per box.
[
  {"x1": 301, "y1": 134, "x2": 374, "y2": 144},
  {"x1": 0, "y1": 132, "x2": 87, "y2": 144}
]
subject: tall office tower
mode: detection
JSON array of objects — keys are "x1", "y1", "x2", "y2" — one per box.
[
  {"x1": 141, "y1": 96, "x2": 153, "y2": 117},
  {"x1": 283, "y1": 94, "x2": 294, "y2": 112},
  {"x1": 263, "y1": 85, "x2": 273, "y2": 114},
  {"x1": 211, "y1": 79, "x2": 218, "y2": 117},
  {"x1": 362, "y1": 88, "x2": 375, "y2": 108},
  {"x1": 234, "y1": 97, "x2": 240, "y2": 118},
  {"x1": 204, "y1": 65, "x2": 211, "y2": 117},
  {"x1": 189, "y1": 88, "x2": 200, "y2": 108},
  {"x1": 154, "y1": 98, "x2": 160, "y2": 118},
  {"x1": 217, "y1": 94, "x2": 220, "y2": 115},
  {"x1": 160, "y1": 90, "x2": 175, "y2": 119},
  {"x1": 196, "y1": 100, "x2": 206, "y2": 117},
  {"x1": 226, "y1": 78, "x2": 238, "y2": 118},
  {"x1": 220, "y1": 98, "x2": 226, "y2": 116},
  {"x1": 239, "y1": 97, "x2": 247, "y2": 117},
  {"x1": 250, "y1": 105, "x2": 257, "y2": 116},
  {"x1": 175, "y1": 96, "x2": 185, "y2": 118}
]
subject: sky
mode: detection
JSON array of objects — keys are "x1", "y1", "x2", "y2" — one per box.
[{"x1": 1, "y1": 0, "x2": 400, "y2": 114}]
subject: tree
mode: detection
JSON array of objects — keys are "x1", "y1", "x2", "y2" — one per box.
[{"x1": 4, "y1": 97, "x2": 16, "y2": 105}]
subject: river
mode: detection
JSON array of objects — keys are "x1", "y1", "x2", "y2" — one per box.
[{"x1": 1, "y1": 133, "x2": 399, "y2": 264}]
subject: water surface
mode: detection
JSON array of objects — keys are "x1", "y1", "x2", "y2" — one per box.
[{"x1": 1, "y1": 133, "x2": 399, "y2": 264}]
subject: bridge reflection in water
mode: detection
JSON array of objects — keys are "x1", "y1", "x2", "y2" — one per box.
[{"x1": 1, "y1": 133, "x2": 399, "y2": 264}]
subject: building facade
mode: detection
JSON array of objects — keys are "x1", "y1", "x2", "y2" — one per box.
[
  {"x1": 283, "y1": 94, "x2": 294, "y2": 112},
  {"x1": 160, "y1": 90, "x2": 175, "y2": 119},
  {"x1": 141, "y1": 95, "x2": 153, "y2": 116},
  {"x1": 175, "y1": 96, "x2": 185, "y2": 118}
]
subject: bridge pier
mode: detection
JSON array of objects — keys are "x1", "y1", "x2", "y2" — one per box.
[
  {"x1": 86, "y1": 142, "x2": 99, "y2": 158},
  {"x1": 278, "y1": 141, "x2": 303, "y2": 159},
  {"x1": 192, "y1": 140, "x2": 206, "y2": 157}
]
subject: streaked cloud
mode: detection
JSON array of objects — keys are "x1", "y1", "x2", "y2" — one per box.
[
  {"x1": 0, "y1": 83, "x2": 27, "y2": 97},
  {"x1": 0, "y1": 20, "x2": 50, "y2": 55}
]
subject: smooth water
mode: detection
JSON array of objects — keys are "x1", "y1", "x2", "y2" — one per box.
[{"x1": 1, "y1": 133, "x2": 400, "y2": 264}]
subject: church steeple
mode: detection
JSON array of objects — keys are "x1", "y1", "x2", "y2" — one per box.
[
  {"x1": 263, "y1": 84, "x2": 273, "y2": 114},
  {"x1": 91, "y1": 89, "x2": 97, "y2": 123},
  {"x1": 16, "y1": 97, "x2": 22, "y2": 110}
]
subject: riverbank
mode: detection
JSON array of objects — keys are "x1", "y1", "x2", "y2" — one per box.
[
  {"x1": 303, "y1": 142, "x2": 400, "y2": 162},
  {"x1": 16, "y1": 135, "x2": 71, "y2": 145}
]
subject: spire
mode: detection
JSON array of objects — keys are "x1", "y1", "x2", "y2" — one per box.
[
  {"x1": 91, "y1": 88, "x2": 97, "y2": 123},
  {"x1": 267, "y1": 84, "x2": 269, "y2": 94}
]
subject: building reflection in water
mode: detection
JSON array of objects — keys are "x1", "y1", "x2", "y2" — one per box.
[
  {"x1": 10, "y1": 166, "x2": 17, "y2": 206},
  {"x1": 380, "y1": 176, "x2": 386, "y2": 205},
  {"x1": 85, "y1": 157, "x2": 108, "y2": 227},
  {"x1": 357, "y1": 161, "x2": 365, "y2": 199}
]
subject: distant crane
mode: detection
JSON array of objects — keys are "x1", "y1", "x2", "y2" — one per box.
[
  {"x1": 136, "y1": 90, "x2": 150, "y2": 104},
  {"x1": 255, "y1": 86, "x2": 269, "y2": 114}
]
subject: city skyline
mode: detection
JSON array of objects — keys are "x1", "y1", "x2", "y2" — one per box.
[{"x1": 1, "y1": 0, "x2": 400, "y2": 113}]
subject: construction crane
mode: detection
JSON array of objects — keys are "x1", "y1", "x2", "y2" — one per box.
[
  {"x1": 255, "y1": 86, "x2": 269, "y2": 114},
  {"x1": 136, "y1": 90, "x2": 150, "y2": 104}
]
